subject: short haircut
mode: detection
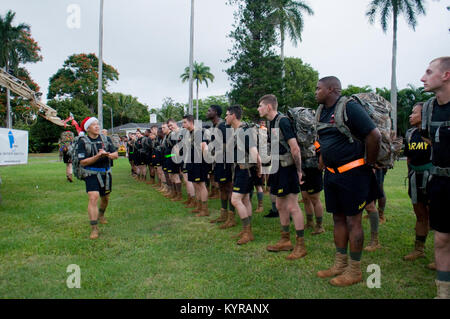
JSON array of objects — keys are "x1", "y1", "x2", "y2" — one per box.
[
  {"x1": 227, "y1": 105, "x2": 242, "y2": 120},
  {"x1": 167, "y1": 118, "x2": 176, "y2": 124},
  {"x1": 413, "y1": 102, "x2": 424, "y2": 110},
  {"x1": 431, "y1": 56, "x2": 450, "y2": 72},
  {"x1": 183, "y1": 114, "x2": 194, "y2": 123},
  {"x1": 210, "y1": 104, "x2": 222, "y2": 117},
  {"x1": 150, "y1": 125, "x2": 158, "y2": 130},
  {"x1": 145, "y1": 129, "x2": 151, "y2": 133},
  {"x1": 258, "y1": 94, "x2": 278, "y2": 110},
  {"x1": 319, "y1": 76, "x2": 342, "y2": 91}
]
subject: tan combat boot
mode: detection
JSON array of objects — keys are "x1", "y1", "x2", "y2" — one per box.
[
  {"x1": 403, "y1": 240, "x2": 425, "y2": 261},
  {"x1": 98, "y1": 214, "x2": 108, "y2": 225},
  {"x1": 364, "y1": 232, "x2": 382, "y2": 252},
  {"x1": 186, "y1": 197, "x2": 197, "y2": 208},
  {"x1": 428, "y1": 262, "x2": 436, "y2": 270},
  {"x1": 210, "y1": 208, "x2": 228, "y2": 223},
  {"x1": 286, "y1": 236, "x2": 307, "y2": 260},
  {"x1": 182, "y1": 196, "x2": 192, "y2": 206},
  {"x1": 435, "y1": 280, "x2": 450, "y2": 299},
  {"x1": 378, "y1": 210, "x2": 386, "y2": 224},
  {"x1": 330, "y1": 259, "x2": 363, "y2": 287},
  {"x1": 237, "y1": 225, "x2": 253, "y2": 245},
  {"x1": 267, "y1": 231, "x2": 294, "y2": 252},
  {"x1": 305, "y1": 215, "x2": 314, "y2": 229},
  {"x1": 191, "y1": 200, "x2": 202, "y2": 214},
  {"x1": 90, "y1": 225, "x2": 99, "y2": 240},
  {"x1": 312, "y1": 223, "x2": 325, "y2": 235},
  {"x1": 219, "y1": 211, "x2": 237, "y2": 229},
  {"x1": 196, "y1": 202, "x2": 210, "y2": 217},
  {"x1": 317, "y1": 253, "x2": 348, "y2": 278},
  {"x1": 254, "y1": 200, "x2": 264, "y2": 213}
]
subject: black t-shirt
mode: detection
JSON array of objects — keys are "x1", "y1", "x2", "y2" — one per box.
[
  {"x1": 318, "y1": 97, "x2": 376, "y2": 168},
  {"x1": 78, "y1": 135, "x2": 117, "y2": 169},
  {"x1": 230, "y1": 124, "x2": 257, "y2": 164},
  {"x1": 404, "y1": 128, "x2": 431, "y2": 167},
  {"x1": 188, "y1": 128, "x2": 208, "y2": 164},
  {"x1": 426, "y1": 100, "x2": 450, "y2": 167},
  {"x1": 269, "y1": 113, "x2": 296, "y2": 156}
]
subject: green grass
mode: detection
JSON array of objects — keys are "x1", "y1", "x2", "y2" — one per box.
[{"x1": 0, "y1": 154, "x2": 436, "y2": 298}]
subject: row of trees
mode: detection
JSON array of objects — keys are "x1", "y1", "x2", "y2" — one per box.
[{"x1": 225, "y1": 0, "x2": 430, "y2": 130}]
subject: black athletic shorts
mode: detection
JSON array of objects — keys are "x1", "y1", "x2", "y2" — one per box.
[
  {"x1": 63, "y1": 151, "x2": 72, "y2": 164},
  {"x1": 187, "y1": 162, "x2": 209, "y2": 183},
  {"x1": 181, "y1": 162, "x2": 188, "y2": 174},
  {"x1": 269, "y1": 164, "x2": 301, "y2": 197},
  {"x1": 84, "y1": 173, "x2": 112, "y2": 197},
  {"x1": 323, "y1": 165, "x2": 381, "y2": 216},
  {"x1": 428, "y1": 176, "x2": 450, "y2": 233},
  {"x1": 213, "y1": 163, "x2": 233, "y2": 184},
  {"x1": 408, "y1": 171, "x2": 429, "y2": 204},
  {"x1": 233, "y1": 165, "x2": 256, "y2": 194},
  {"x1": 167, "y1": 158, "x2": 181, "y2": 174},
  {"x1": 300, "y1": 167, "x2": 324, "y2": 195}
]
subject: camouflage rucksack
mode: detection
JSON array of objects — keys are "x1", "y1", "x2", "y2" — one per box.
[
  {"x1": 59, "y1": 131, "x2": 74, "y2": 152},
  {"x1": 315, "y1": 93, "x2": 402, "y2": 169},
  {"x1": 287, "y1": 107, "x2": 318, "y2": 168},
  {"x1": 69, "y1": 134, "x2": 111, "y2": 180}
]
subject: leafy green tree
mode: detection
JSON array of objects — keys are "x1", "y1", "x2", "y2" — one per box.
[
  {"x1": 47, "y1": 53, "x2": 119, "y2": 113},
  {"x1": 366, "y1": 0, "x2": 426, "y2": 133},
  {"x1": 0, "y1": 10, "x2": 42, "y2": 127},
  {"x1": 226, "y1": 0, "x2": 283, "y2": 120},
  {"x1": 151, "y1": 97, "x2": 185, "y2": 123},
  {"x1": 283, "y1": 57, "x2": 318, "y2": 111},
  {"x1": 103, "y1": 92, "x2": 149, "y2": 127},
  {"x1": 341, "y1": 85, "x2": 373, "y2": 97},
  {"x1": 268, "y1": 0, "x2": 313, "y2": 79},
  {"x1": 194, "y1": 95, "x2": 230, "y2": 121},
  {"x1": 180, "y1": 61, "x2": 215, "y2": 120}
]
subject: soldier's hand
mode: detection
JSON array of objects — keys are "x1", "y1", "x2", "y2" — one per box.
[{"x1": 298, "y1": 170, "x2": 304, "y2": 185}]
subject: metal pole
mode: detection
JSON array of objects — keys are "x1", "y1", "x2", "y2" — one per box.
[
  {"x1": 111, "y1": 106, "x2": 113, "y2": 133},
  {"x1": 5, "y1": 65, "x2": 12, "y2": 128},
  {"x1": 98, "y1": 0, "x2": 104, "y2": 129},
  {"x1": 188, "y1": 0, "x2": 194, "y2": 116}
]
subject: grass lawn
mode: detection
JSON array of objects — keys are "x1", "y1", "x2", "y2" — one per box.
[{"x1": 0, "y1": 154, "x2": 437, "y2": 298}]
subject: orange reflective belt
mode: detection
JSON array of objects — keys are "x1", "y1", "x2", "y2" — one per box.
[
  {"x1": 314, "y1": 141, "x2": 320, "y2": 151},
  {"x1": 326, "y1": 158, "x2": 366, "y2": 174}
]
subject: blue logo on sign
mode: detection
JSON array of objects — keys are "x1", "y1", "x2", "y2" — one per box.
[{"x1": 8, "y1": 131, "x2": 15, "y2": 149}]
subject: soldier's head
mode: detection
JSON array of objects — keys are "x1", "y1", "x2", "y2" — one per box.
[
  {"x1": 207, "y1": 105, "x2": 222, "y2": 120},
  {"x1": 150, "y1": 125, "x2": 158, "y2": 135},
  {"x1": 409, "y1": 102, "x2": 424, "y2": 127},
  {"x1": 225, "y1": 105, "x2": 242, "y2": 126},
  {"x1": 316, "y1": 76, "x2": 342, "y2": 105},
  {"x1": 421, "y1": 57, "x2": 450, "y2": 93},
  {"x1": 145, "y1": 129, "x2": 151, "y2": 137},
  {"x1": 161, "y1": 123, "x2": 170, "y2": 135},
  {"x1": 258, "y1": 94, "x2": 278, "y2": 119},
  {"x1": 167, "y1": 119, "x2": 178, "y2": 131},
  {"x1": 182, "y1": 114, "x2": 194, "y2": 131},
  {"x1": 82, "y1": 117, "x2": 100, "y2": 137}
]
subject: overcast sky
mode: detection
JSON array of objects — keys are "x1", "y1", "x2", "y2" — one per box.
[{"x1": 2, "y1": 0, "x2": 449, "y2": 110}]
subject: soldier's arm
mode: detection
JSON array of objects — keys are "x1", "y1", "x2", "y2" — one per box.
[{"x1": 365, "y1": 128, "x2": 381, "y2": 166}]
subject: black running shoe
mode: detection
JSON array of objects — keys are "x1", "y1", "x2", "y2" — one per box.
[{"x1": 264, "y1": 209, "x2": 279, "y2": 218}]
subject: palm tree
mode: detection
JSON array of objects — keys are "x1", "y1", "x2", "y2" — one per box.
[
  {"x1": 0, "y1": 10, "x2": 41, "y2": 128},
  {"x1": 366, "y1": 0, "x2": 426, "y2": 134},
  {"x1": 181, "y1": 61, "x2": 214, "y2": 120},
  {"x1": 268, "y1": 0, "x2": 313, "y2": 79}
]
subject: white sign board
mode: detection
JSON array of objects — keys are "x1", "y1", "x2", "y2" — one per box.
[
  {"x1": 0, "y1": 128, "x2": 28, "y2": 166},
  {"x1": 150, "y1": 114, "x2": 157, "y2": 124}
]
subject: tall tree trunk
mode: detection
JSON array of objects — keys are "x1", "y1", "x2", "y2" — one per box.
[
  {"x1": 98, "y1": 0, "x2": 104, "y2": 129},
  {"x1": 280, "y1": 25, "x2": 285, "y2": 80},
  {"x1": 391, "y1": 13, "x2": 398, "y2": 135},
  {"x1": 5, "y1": 62, "x2": 12, "y2": 129},
  {"x1": 188, "y1": 0, "x2": 195, "y2": 116},
  {"x1": 196, "y1": 80, "x2": 199, "y2": 121}
]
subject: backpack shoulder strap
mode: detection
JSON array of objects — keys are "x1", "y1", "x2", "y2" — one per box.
[
  {"x1": 333, "y1": 96, "x2": 354, "y2": 143},
  {"x1": 405, "y1": 128, "x2": 417, "y2": 145},
  {"x1": 421, "y1": 97, "x2": 436, "y2": 133}
]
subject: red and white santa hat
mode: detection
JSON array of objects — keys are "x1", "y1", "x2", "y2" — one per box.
[{"x1": 80, "y1": 117, "x2": 98, "y2": 132}]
